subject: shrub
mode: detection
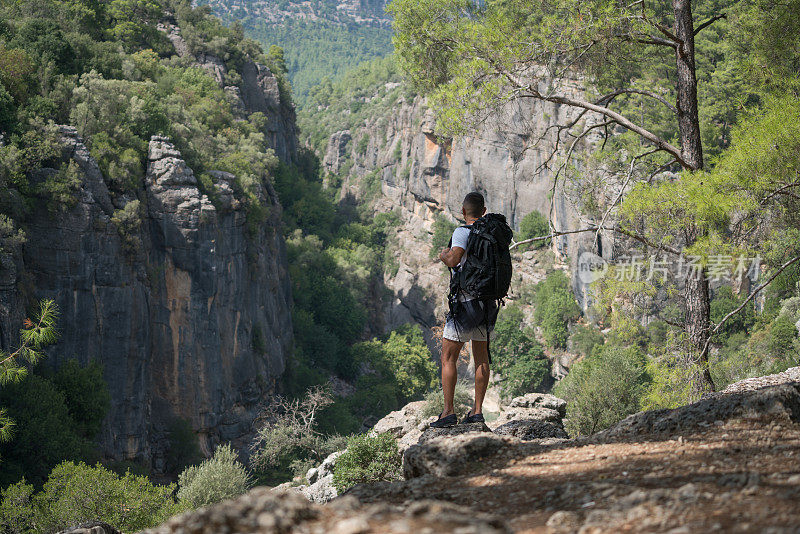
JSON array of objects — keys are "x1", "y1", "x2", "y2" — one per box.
[
  {"x1": 0, "y1": 374, "x2": 94, "y2": 487},
  {"x1": 517, "y1": 211, "x2": 550, "y2": 249},
  {"x1": 38, "y1": 160, "x2": 82, "y2": 212},
  {"x1": 710, "y1": 285, "x2": 755, "y2": 342},
  {"x1": 532, "y1": 271, "x2": 581, "y2": 349},
  {"x1": 111, "y1": 200, "x2": 143, "y2": 255},
  {"x1": 767, "y1": 314, "x2": 798, "y2": 358},
  {"x1": 332, "y1": 433, "x2": 401, "y2": 492},
  {"x1": 356, "y1": 134, "x2": 369, "y2": 154},
  {"x1": 250, "y1": 387, "x2": 346, "y2": 485},
  {"x1": 349, "y1": 324, "x2": 438, "y2": 416},
  {"x1": 500, "y1": 354, "x2": 551, "y2": 400},
  {"x1": 45, "y1": 360, "x2": 108, "y2": 441},
  {"x1": 1, "y1": 461, "x2": 183, "y2": 534},
  {"x1": 421, "y1": 381, "x2": 473, "y2": 419},
  {"x1": 177, "y1": 444, "x2": 252, "y2": 508},
  {"x1": 492, "y1": 305, "x2": 550, "y2": 398},
  {"x1": 166, "y1": 418, "x2": 203, "y2": 475},
  {"x1": 429, "y1": 212, "x2": 457, "y2": 259},
  {"x1": 640, "y1": 355, "x2": 699, "y2": 410},
  {"x1": 554, "y1": 343, "x2": 649, "y2": 437},
  {"x1": 0, "y1": 478, "x2": 35, "y2": 534},
  {"x1": 570, "y1": 324, "x2": 605, "y2": 358},
  {"x1": 0, "y1": 84, "x2": 14, "y2": 135}
]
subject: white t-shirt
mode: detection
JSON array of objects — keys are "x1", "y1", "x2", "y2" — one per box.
[
  {"x1": 450, "y1": 226, "x2": 470, "y2": 268},
  {"x1": 450, "y1": 226, "x2": 474, "y2": 301}
]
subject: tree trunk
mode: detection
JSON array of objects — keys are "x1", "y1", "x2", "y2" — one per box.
[
  {"x1": 672, "y1": 0, "x2": 703, "y2": 172},
  {"x1": 684, "y1": 262, "x2": 715, "y2": 394},
  {"x1": 673, "y1": 0, "x2": 715, "y2": 392}
]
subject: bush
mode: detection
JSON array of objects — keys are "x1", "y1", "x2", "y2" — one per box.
[
  {"x1": 166, "y1": 417, "x2": 203, "y2": 475},
  {"x1": 250, "y1": 387, "x2": 346, "y2": 485},
  {"x1": 421, "y1": 381, "x2": 473, "y2": 419},
  {"x1": 517, "y1": 211, "x2": 550, "y2": 249},
  {"x1": 429, "y1": 212, "x2": 457, "y2": 258},
  {"x1": 640, "y1": 354, "x2": 700, "y2": 410},
  {"x1": 532, "y1": 271, "x2": 581, "y2": 349},
  {"x1": 554, "y1": 343, "x2": 649, "y2": 437},
  {"x1": 349, "y1": 324, "x2": 438, "y2": 420},
  {"x1": 111, "y1": 200, "x2": 143, "y2": 255},
  {"x1": 492, "y1": 305, "x2": 550, "y2": 398},
  {"x1": 332, "y1": 433, "x2": 401, "y2": 492},
  {"x1": 500, "y1": 354, "x2": 551, "y2": 400},
  {"x1": 767, "y1": 314, "x2": 798, "y2": 358},
  {"x1": 177, "y1": 444, "x2": 252, "y2": 508},
  {"x1": 0, "y1": 478, "x2": 35, "y2": 534},
  {"x1": 0, "y1": 374, "x2": 96, "y2": 487},
  {"x1": 569, "y1": 324, "x2": 605, "y2": 358},
  {"x1": 0, "y1": 461, "x2": 183, "y2": 534},
  {"x1": 710, "y1": 285, "x2": 755, "y2": 342},
  {"x1": 48, "y1": 359, "x2": 111, "y2": 440}
]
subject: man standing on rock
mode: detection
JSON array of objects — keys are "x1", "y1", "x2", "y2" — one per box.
[{"x1": 432, "y1": 192, "x2": 513, "y2": 428}]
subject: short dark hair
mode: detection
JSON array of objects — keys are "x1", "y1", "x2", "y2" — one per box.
[{"x1": 463, "y1": 192, "x2": 485, "y2": 218}]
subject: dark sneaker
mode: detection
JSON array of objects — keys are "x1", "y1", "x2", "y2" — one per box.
[
  {"x1": 429, "y1": 412, "x2": 457, "y2": 428},
  {"x1": 459, "y1": 411, "x2": 485, "y2": 425}
]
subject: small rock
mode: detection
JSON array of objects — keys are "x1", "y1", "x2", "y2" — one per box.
[
  {"x1": 546, "y1": 510, "x2": 581, "y2": 533},
  {"x1": 332, "y1": 517, "x2": 370, "y2": 534}
]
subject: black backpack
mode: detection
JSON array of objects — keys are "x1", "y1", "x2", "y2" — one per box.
[{"x1": 449, "y1": 213, "x2": 513, "y2": 301}]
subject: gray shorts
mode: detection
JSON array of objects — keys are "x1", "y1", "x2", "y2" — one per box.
[
  {"x1": 442, "y1": 299, "x2": 498, "y2": 343},
  {"x1": 443, "y1": 318, "x2": 492, "y2": 342}
]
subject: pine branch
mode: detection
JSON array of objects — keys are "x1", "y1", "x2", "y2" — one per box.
[
  {"x1": 701, "y1": 254, "x2": 800, "y2": 357},
  {"x1": 694, "y1": 13, "x2": 727, "y2": 36}
]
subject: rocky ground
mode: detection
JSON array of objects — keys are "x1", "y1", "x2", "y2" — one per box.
[{"x1": 137, "y1": 368, "x2": 800, "y2": 533}]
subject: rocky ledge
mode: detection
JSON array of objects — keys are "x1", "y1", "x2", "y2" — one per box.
[
  {"x1": 279, "y1": 393, "x2": 571, "y2": 504},
  {"x1": 140, "y1": 369, "x2": 800, "y2": 532},
  {"x1": 139, "y1": 490, "x2": 509, "y2": 534}
]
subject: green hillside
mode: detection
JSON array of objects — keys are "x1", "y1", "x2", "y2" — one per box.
[{"x1": 198, "y1": 0, "x2": 393, "y2": 106}]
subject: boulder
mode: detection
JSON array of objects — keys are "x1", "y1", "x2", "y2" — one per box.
[
  {"x1": 140, "y1": 488, "x2": 511, "y2": 533},
  {"x1": 493, "y1": 419, "x2": 569, "y2": 440},
  {"x1": 371, "y1": 400, "x2": 432, "y2": 451},
  {"x1": 298, "y1": 450, "x2": 345, "y2": 503},
  {"x1": 403, "y1": 432, "x2": 518, "y2": 479},
  {"x1": 492, "y1": 393, "x2": 567, "y2": 429},
  {"x1": 372, "y1": 400, "x2": 427, "y2": 436},
  {"x1": 596, "y1": 382, "x2": 800, "y2": 441}
]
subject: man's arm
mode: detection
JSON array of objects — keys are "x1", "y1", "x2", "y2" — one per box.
[{"x1": 439, "y1": 246, "x2": 465, "y2": 268}]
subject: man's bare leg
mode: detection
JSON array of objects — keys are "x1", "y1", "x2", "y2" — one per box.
[
  {"x1": 471, "y1": 339, "x2": 490, "y2": 415},
  {"x1": 441, "y1": 337, "x2": 465, "y2": 416}
]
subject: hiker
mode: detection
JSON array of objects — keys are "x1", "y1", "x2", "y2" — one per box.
[{"x1": 431, "y1": 192, "x2": 513, "y2": 428}]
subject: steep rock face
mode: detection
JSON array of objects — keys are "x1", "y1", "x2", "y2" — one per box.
[
  {"x1": 321, "y1": 86, "x2": 603, "y2": 349},
  {"x1": 1, "y1": 130, "x2": 293, "y2": 469}
]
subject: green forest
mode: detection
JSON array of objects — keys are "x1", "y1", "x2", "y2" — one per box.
[{"x1": 199, "y1": 0, "x2": 394, "y2": 105}]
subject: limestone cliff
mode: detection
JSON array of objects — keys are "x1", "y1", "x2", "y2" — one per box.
[
  {"x1": 0, "y1": 128, "x2": 293, "y2": 469},
  {"x1": 0, "y1": 18, "x2": 299, "y2": 467},
  {"x1": 318, "y1": 84, "x2": 606, "y2": 346}
]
